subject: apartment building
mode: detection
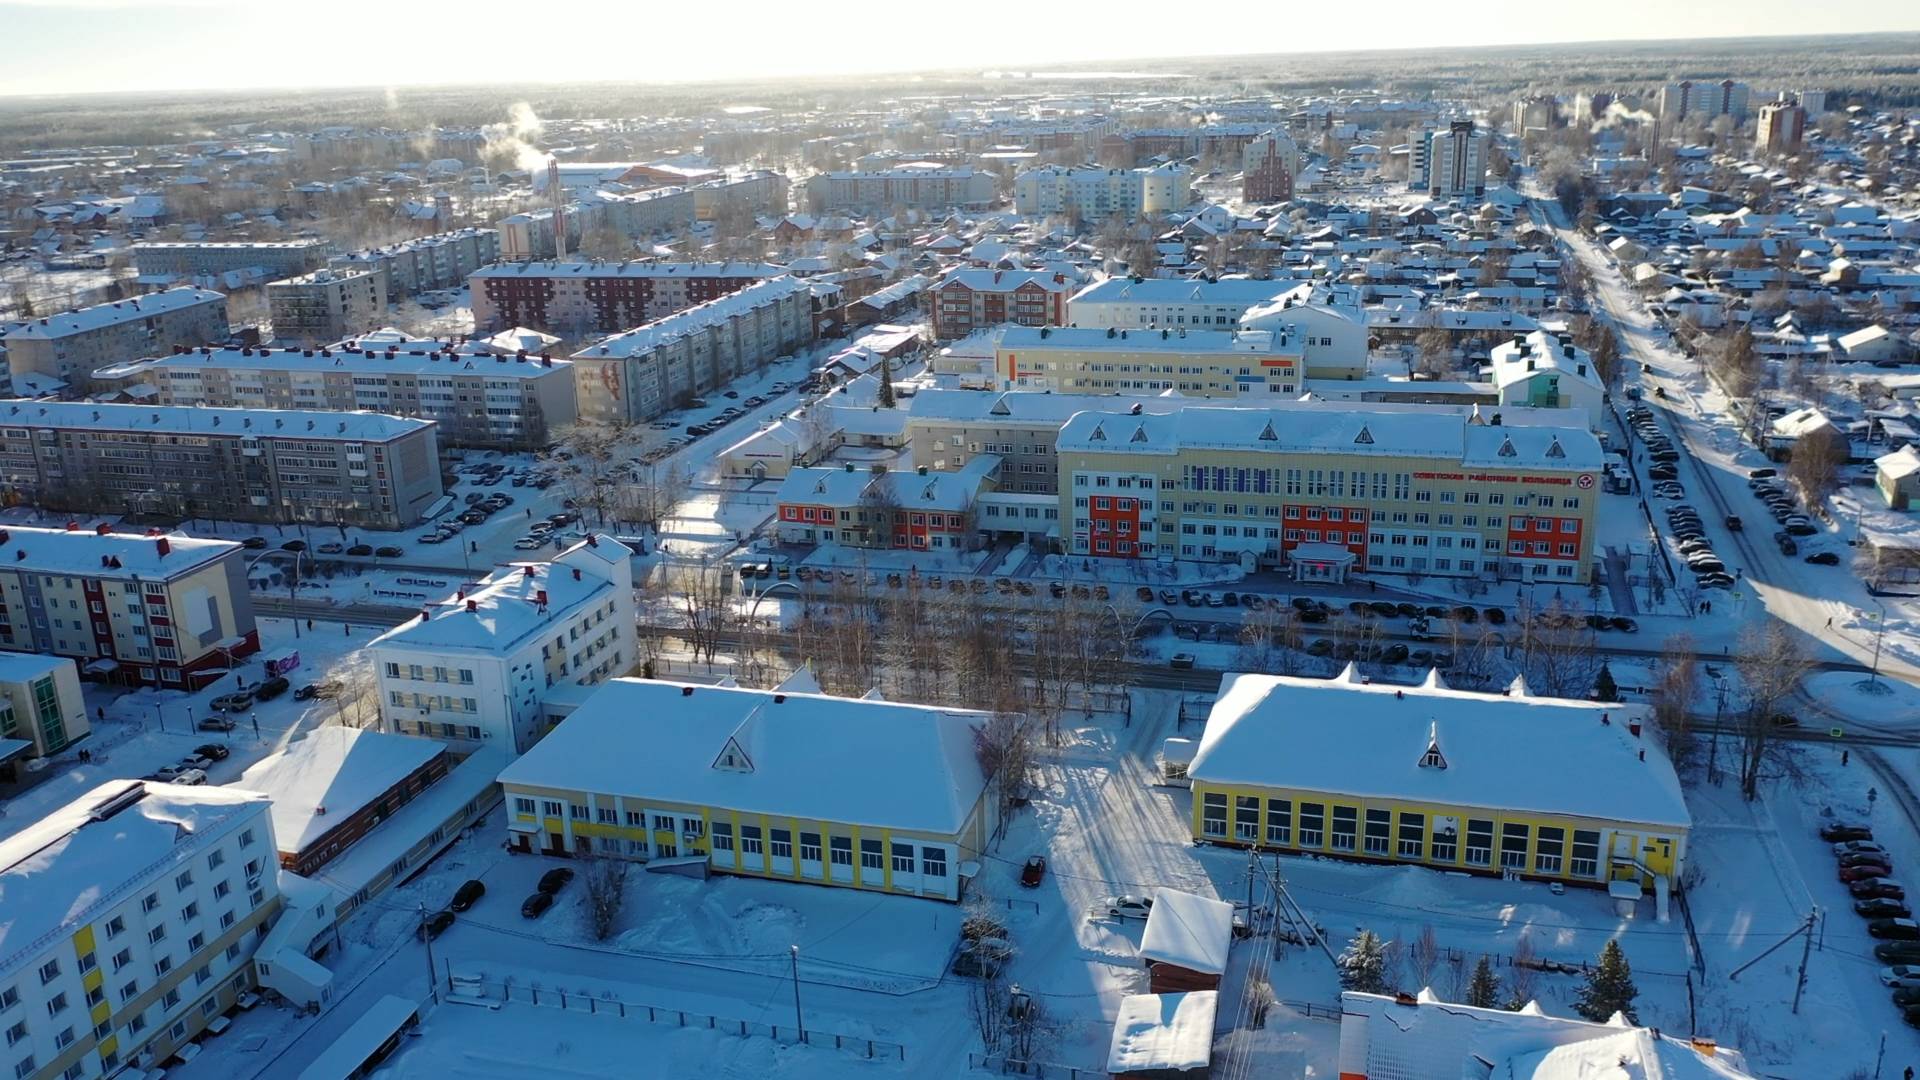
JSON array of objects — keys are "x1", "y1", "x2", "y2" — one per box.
[
  {"x1": 0, "y1": 652, "x2": 88, "y2": 763},
  {"x1": 369, "y1": 536, "x2": 635, "y2": 757},
  {"x1": 1422, "y1": 120, "x2": 1488, "y2": 199},
  {"x1": 0, "y1": 401, "x2": 442, "y2": 529},
  {"x1": 929, "y1": 269, "x2": 1072, "y2": 340},
  {"x1": 1241, "y1": 130, "x2": 1301, "y2": 204},
  {"x1": 802, "y1": 167, "x2": 997, "y2": 214},
  {"x1": 266, "y1": 267, "x2": 389, "y2": 347},
  {"x1": 1191, "y1": 669, "x2": 1688, "y2": 890},
  {"x1": 0, "y1": 526, "x2": 257, "y2": 689},
  {"x1": 773, "y1": 456, "x2": 1001, "y2": 551},
  {"x1": 996, "y1": 326, "x2": 1306, "y2": 396},
  {"x1": 689, "y1": 170, "x2": 790, "y2": 221},
  {"x1": 1054, "y1": 402, "x2": 1601, "y2": 582},
  {"x1": 494, "y1": 188, "x2": 697, "y2": 262},
  {"x1": 571, "y1": 276, "x2": 812, "y2": 424},
  {"x1": 1755, "y1": 101, "x2": 1807, "y2": 154},
  {"x1": 328, "y1": 228, "x2": 500, "y2": 298},
  {"x1": 1488, "y1": 331, "x2": 1607, "y2": 427},
  {"x1": 1098, "y1": 125, "x2": 1267, "y2": 165},
  {"x1": 1659, "y1": 79, "x2": 1751, "y2": 123},
  {"x1": 132, "y1": 241, "x2": 331, "y2": 284},
  {"x1": 0, "y1": 289, "x2": 229, "y2": 384},
  {"x1": 138, "y1": 343, "x2": 576, "y2": 450},
  {"x1": 0, "y1": 781, "x2": 282, "y2": 1080},
  {"x1": 468, "y1": 260, "x2": 785, "y2": 335},
  {"x1": 905, "y1": 388, "x2": 1200, "y2": 494},
  {"x1": 496, "y1": 679, "x2": 997, "y2": 902},
  {"x1": 1011, "y1": 162, "x2": 1190, "y2": 219},
  {"x1": 1066, "y1": 277, "x2": 1296, "y2": 329}
]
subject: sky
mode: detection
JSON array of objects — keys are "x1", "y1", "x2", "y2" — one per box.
[{"x1": 1, "y1": 0, "x2": 1917, "y2": 98}]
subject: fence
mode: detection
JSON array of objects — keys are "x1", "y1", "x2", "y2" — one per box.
[
  {"x1": 968, "y1": 1052, "x2": 1105, "y2": 1078},
  {"x1": 1278, "y1": 998, "x2": 1343, "y2": 1022},
  {"x1": 447, "y1": 974, "x2": 906, "y2": 1063}
]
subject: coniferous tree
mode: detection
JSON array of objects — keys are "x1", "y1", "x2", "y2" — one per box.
[
  {"x1": 1466, "y1": 955, "x2": 1501, "y2": 1009},
  {"x1": 1574, "y1": 939, "x2": 1640, "y2": 1023},
  {"x1": 1339, "y1": 930, "x2": 1388, "y2": 994},
  {"x1": 1593, "y1": 663, "x2": 1620, "y2": 702}
]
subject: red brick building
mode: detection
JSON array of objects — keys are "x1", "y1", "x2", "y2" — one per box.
[
  {"x1": 469, "y1": 261, "x2": 786, "y2": 334},
  {"x1": 929, "y1": 269, "x2": 1071, "y2": 340}
]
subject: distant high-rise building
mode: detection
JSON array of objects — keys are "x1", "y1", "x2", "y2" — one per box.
[
  {"x1": 1512, "y1": 95, "x2": 1561, "y2": 132},
  {"x1": 1756, "y1": 101, "x2": 1808, "y2": 154},
  {"x1": 1242, "y1": 130, "x2": 1302, "y2": 203},
  {"x1": 1659, "y1": 79, "x2": 1751, "y2": 124},
  {"x1": 1422, "y1": 121, "x2": 1488, "y2": 199}
]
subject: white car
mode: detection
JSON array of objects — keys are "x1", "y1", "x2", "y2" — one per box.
[
  {"x1": 169, "y1": 769, "x2": 209, "y2": 786},
  {"x1": 514, "y1": 537, "x2": 547, "y2": 550},
  {"x1": 1881, "y1": 964, "x2": 1920, "y2": 987},
  {"x1": 1099, "y1": 895, "x2": 1154, "y2": 921}
]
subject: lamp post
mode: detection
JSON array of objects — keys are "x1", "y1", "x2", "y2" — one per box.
[{"x1": 789, "y1": 945, "x2": 804, "y2": 1040}]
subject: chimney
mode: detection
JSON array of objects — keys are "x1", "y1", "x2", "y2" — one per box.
[
  {"x1": 1600, "y1": 712, "x2": 1610, "y2": 725},
  {"x1": 1639, "y1": 749, "x2": 1646, "y2": 761},
  {"x1": 466, "y1": 599, "x2": 477, "y2": 613},
  {"x1": 523, "y1": 566, "x2": 535, "y2": 578},
  {"x1": 1392, "y1": 992, "x2": 1419, "y2": 1007},
  {"x1": 155, "y1": 537, "x2": 171, "y2": 557},
  {"x1": 535, "y1": 589, "x2": 548, "y2": 607},
  {"x1": 571, "y1": 567, "x2": 582, "y2": 580},
  {"x1": 421, "y1": 609, "x2": 431, "y2": 622},
  {"x1": 681, "y1": 685, "x2": 694, "y2": 697},
  {"x1": 101, "y1": 555, "x2": 112, "y2": 567},
  {"x1": 1629, "y1": 718, "x2": 1642, "y2": 737},
  {"x1": 65, "y1": 521, "x2": 78, "y2": 531},
  {"x1": 95, "y1": 523, "x2": 110, "y2": 535}
]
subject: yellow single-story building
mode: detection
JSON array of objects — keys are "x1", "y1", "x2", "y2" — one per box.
[
  {"x1": 1188, "y1": 666, "x2": 1689, "y2": 890},
  {"x1": 494, "y1": 677, "x2": 1000, "y2": 902}
]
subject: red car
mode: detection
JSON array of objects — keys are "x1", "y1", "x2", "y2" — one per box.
[
  {"x1": 1020, "y1": 856, "x2": 1047, "y2": 888},
  {"x1": 1842, "y1": 863, "x2": 1896, "y2": 883}
]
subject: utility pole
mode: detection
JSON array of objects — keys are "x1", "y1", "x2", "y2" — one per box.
[
  {"x1": 789, "y1": 945, "x2": 804, "y2": 1040},
  {"x1": 1791, "y1": 909, "x2": 1815, "y2": 1014},
  {"x1": 419, "y1": 904, "x2": 439, "y2": 1005}
]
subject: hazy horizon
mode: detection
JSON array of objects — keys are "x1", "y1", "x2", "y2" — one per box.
[{"x1": 3, "y1": 0, "x2": 1918, "y2": 99}]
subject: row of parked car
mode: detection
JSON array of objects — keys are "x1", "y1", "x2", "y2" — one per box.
[
  {"x1": 1831, "y1": 822, "x2": 1920, "y2": 1025},
  {"x1": 513, "y1": 510, "x2": 584, "y2": 551},
  {"x1": 143, "y1": 742, "x2": 231, "y2": 787},
  {"x1": 1664, "y1": 505, "x2": 1736, "y2": 590},
  {"x1": 1746, "y1": 472, "x2": 1838, "y2": 564},
  {"x1": 241, "y1": 535, "x2": 405, "y2": 559},
  {"x1": 422, "y1": 491, "x2": 516, "y2": 545}
]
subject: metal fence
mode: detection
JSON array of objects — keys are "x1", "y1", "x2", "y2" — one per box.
[
  {"x1": 447, "y1": 974, "x2": 906, "y2": 1062},
  {"x1": 968, "y1": 1052, "x2": 1105, "y2": 1078}
]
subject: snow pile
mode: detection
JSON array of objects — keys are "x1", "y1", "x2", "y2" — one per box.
[{"x1": 1106, "y1": 991, "x2": 1217, "y2": 1073}]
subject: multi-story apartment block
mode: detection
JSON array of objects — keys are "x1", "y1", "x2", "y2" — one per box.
[
  {"x1": 328, "y1": 228, "x2": 500, "y2": 299},
  {"x1": 132, "y1": 241, "x2": 331, "y2": 284},
  {"x1": 137, "y1": 343, "x2": 575, "y2": 450},
  {"x1": 1241, "y1": 130, "x2": 1301, "y2": 204},
  {"x1": 996, "y1": 326, "x2": 1306, "y2": 396},
  {"x1": 1011, "y1": 162, "x2": 1190, "y2": 219},
  {"x1": 688, "y1": 171, "x2": 790, "y2": 221},
  {"x1": 266, "y1": 267, "x2": 388, "y2": 347},
  {"x1": 1488, "y1": 331, "x2": 1607, "y2": 427},
  {"x1": 1422, "y1": 120, "x2": 1488, "y2": 199},
  {"x1": 1099, "y1": 125, "x2": 1268, "y2": 166},
  {"x1": 571, "y1": 276, "x2": 812, "y2": 424},
  {"x1": 369, "y1": 536, "x2": 635, "y2": 756},
  {"x1": 1054, "y1": 402, "x2": 1601, "y2": 582},
  {"x1": 803, "y1": 167, "x2": 997, "y2": 214},
  {"x1": 1511, "y1": 94, "x2": 1562, "y2": 132},
  {"x1": 0, "y1": 652, "x2": 88, "y2": 763},
  {"x1": 495, "y1": 679, "x2": 998, "y2": 902},
  {"x1": 1067, "y1": 277, "x2": 1296, "y2": 329},
  {"x1": 1659, "y1": 79, "x2": 1751, "y2": 124},
  {"x1": 1755, "y1": 101, "x2": 1807, "y2": 154},
  {"x1": 0, "y1": 401, "x2": 442, "y2": 529},
  {"x1": 468, "y1": 260, "x2": 785, "y2": 335},
  {"x1": 0, "y1": 526, "x2": 257, "y2": 689},
  {"x1": 0, "y1": 781, "x2": 282, "y2": 1080},
  {"x1": 0, "y1": 289, "x2": 229, "y2": 385},
  {"x1": 929, "y1": 269, "x2": 1072, "y2": 340}
]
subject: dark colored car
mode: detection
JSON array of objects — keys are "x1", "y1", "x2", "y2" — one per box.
[
  {"x1": 254, "y1": 676, "x2": 290, "y2": 701},
  {"x1": 1850, "y1": 874, "x2": 1900, "y2": 896},
  {"x1": 1822, "y1": 823, "x2": 1874, "y2": 843},
  {"x1": 346, "y1": 543, "x2": 373, "y2": 556},
  {"x1": 241, "y1": 536, "x2": 269, "y2": 550},
  {"x1": 1020, "y1": 856, "x2": 1046, "y2": 888},
  {"x1": 1484, "y1": 608, "x2": 1506, "y2": 625},
  {"x1": 417, "y1": 909, "x2": 455, "y2": 941},
  {"x1": 281, "y1": 539, "x2": 308, "y2": 552},
  {"x1": 1859, "y1": 898, "x2": 1913, "y2": 919},
  {"x1": 1893, "y1": 986, "x2": 1920, "y2": 1007},
  {"x1": 1876, "y1": 940, "x2": 1920, "y2": 962},
  {"x1": 538, "y1": 867, "x2": 575, "y2": 894},
  {"x1": 194, "y1": 743, "x2": 230, "y2": 761},
  {"x1": 1610, "y1": 617, "x2": 1638, "y2": 632},
  {"x1": 294, "y1": 683, "x2": 322, "y2": 701},
  {"x1": 449, "y1": 879, "x2": 486, "y2": 912},
  {"x1": 375, "y1": 546, "x2": 404, "y2": 558},
  {"x1": 521, "y1": 892, "x2": 554, "y2": 918},
  {"x1": 1870, "y1": 919, "x2": 1920, "y2": 940},
  {"x1": 1844, "y1": 863, "x2": 1897, "y2": 883},
  {"x1": 1842, "y1": 850, "x2": 1893, "y2": 870},
  {"x1": 1805, "y1": 551, "x2": 1841, "y2": 565},
  {"x1": 1903, "y1": 1004, "x2": 1920, "y2": 1030}
]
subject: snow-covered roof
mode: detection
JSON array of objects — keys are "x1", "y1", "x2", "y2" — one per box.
[
  {"x1": 370, "y1": 537, "x2": 624, "y2": 656},
  {"x1": 1839, "y1": 324, "x2": 1892, "y2": 351},
  {"x1": 1070, "y1": 276, "x2": 1295, "y2": 308},
  {"x1": 998, "y1": 325, "x2": 1300, "y2": 356},
  {"x1": 1365, "y1": 308, "x2": 1540, "y2": 332},
  {"x1": 576, "y1": 276, "x2": 807, "y2": 359},
  {"x1": 906, "y1": 388, "x2": 1203, "y2": 426},
  {"x1": 0, "y1": 400, "x2": 431, "y2": 442},
  {"x1": 1190, "y1": 670, "x2": 1689, "y2": 829},
  {"x1": 236, "y1": 727, "x2": 445, "y2": 853},
  {"x1": 496, "y1": 680, "x2": 993, "y2": 835},
  {"x1": 0, "y1": 524, "x2": 238, "y2": 581},
  {"x1": 775, "y1": 455, "x2": 1000, "y2": 513},
  {"x1": 1057, "y1": 404, "x2": 1603, "y2": 472},
  {"x1": 1106, "y1": 991, "x2": 1217, "y2": 1073},
  {"x1": 144, "y1": 342, "x2": 571, "y2": 380},
  {"x1": 0, "y1": 651, "x2": 70, "y2": 684},
  {"x1": 469, "y1": 259, "x2": 785, "y2": 281},
  {"x1": 1770, "y1": 407, "x2": 1839, "y2": 440},
  {"x1": 1139, "y1": 888, "x2": 1234, "y2": 976},
  {"x1": 0, "y1": 287, "x2": 224, "y2": 342},
  {"x1": 1488, "y1": 330, "x2": 1604, "y2": 392},
  {"x1": 0, "y1": 781, "x2": 269, "y2": 975},
  {"x1": 1878, "y1": 445, "x2": 1920, "y2": 481},
  {"x1": 933, "y1": 267, "x2": 1072, "y2": 294}
]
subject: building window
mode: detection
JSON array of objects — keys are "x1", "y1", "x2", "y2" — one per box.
[
  {"x1": 799, "y1": 833, "x2": 822, "y2": 863},
  {"x1": 1398, "y1": 813, "x2": 1426, "y2": 859},
  {"x1": 710, "y1": 822, "x2": 733, "y2": 851},
  {"x1": 1363, "y1": 808, "x2": 1391, "y2": 855},
  {"x1": 738, "y1": 825, "x2": 763, "y2": 856},
  {"x1": 36, "y1": 961, "x2": 57, "y2": 986},
  {"x1": 860, "y1": 839, "x2": 883, "y2": 870},
  {"x1": 1235, "y1": 796, "x2": 1259, "y2": 841},
  {"x1": 830, "y1": 836, "x2": 853, "y2": 866},
  {"x1": 1501, "y1": 823, "x2": 1531, "y2": 869},
  {"x1": 1536, "y1": 826, "x2": 1565, "y2": 875},
  {"x1": 891, "y1": 843, "x2": 914, "y2": 874},
  {"x1": 769, "y1": 829, "x2": 793, "y2": 859},
  {"x1": 1201, "y1": 792, "x2": 1227, "y2": 837},
  {"x1": 1465, "y1": 819, "x2": 1494, "y2": 866},
  {"x1": 922, "y1": 848, "x2": 948, "y2": 877},
  {"x1": 1430, "y1": 817, "x2": 1459, "y2": 863},
  {"x1": 1265, "y1": 799, "x2": 1291, "y2": 846},
  {"x1": 1298, "y1": 802, "x2": 1325, "y2": 848},
  {"x1": 1571, "y1": 829, "x2": 1601, "y2": 878},
  {"x1": 1330, "y1": 806, "x2": 1358, "y2": 852}
]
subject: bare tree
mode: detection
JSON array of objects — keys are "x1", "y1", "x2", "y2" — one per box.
[
  {"x1": 973, "y1": 709, "x2": 1037, "y2": 815},
  {"x1": 1410, "y1": 924, "x2": 1441, "y2": 989},
  {"x1": 675, "y1": 561, "x2": 735, "y2": 665},
  {"x1": 582, "y1": 856, "x2": 629, "y2": 941},
  {"x1": 322, "y1": 652, "x2": 380, "y2": 730},
  {"x1": 1522, "y1": 600, "x2": 1600, "y2": 698},
  {"x1": 1653, "y1": 633, "x2": 1700, "y2": 771},
  {"x1": 1506, "y1": 933, "x2": 1540, "y2": 1008},
  {"x1": 1787, "y1": 431, "x2": 1846, "y2": 516},
  {"x1": 1731, "y1": 623, "x2": 1815, "y2": 800},
  {"x1": 1236, "y1": 602, "x2": 1302, "y2": 675}
]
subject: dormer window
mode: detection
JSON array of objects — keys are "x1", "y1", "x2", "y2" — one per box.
[{"x1": 1418, "y1": 721, "x2": 1448, "y2": 770}]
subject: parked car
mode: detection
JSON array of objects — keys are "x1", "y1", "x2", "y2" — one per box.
[
  {"x1": 1821, "y1": 823, "x2": 1874, "y2": 843},
  {"x1": 346, "y1": 543, "x2": 374, "y2": 556},
  {"x1": 194, "y1": 743, "x2": 231, "y2": 761},
  {"x1": 317, "y1": 542, "x2": 344, "y2": 555},
  {"x1": 375, "y1": 546, "x2": 404, "y2": 558},
  {"x1": 1894, "y1": 986, "x2": 1920, "y2": 1007},
  {"x1": 1837, "y1": 840, "x2": 1891, "y2": 858},
  {"x1": 1723, "y1": 515, "x2": 1742, "y2": 531},
  {"x1": 241, "y1": 536, "x2": 269, "y2": 550},
  {"x1": 293, "y1": 683, "x2": 323, "y2": 701},
  {"x1": 1169, "y1": 653, "x2": 1196, "y2": 670},
  {"x1": 1873, "y1": 919, "x2": 1920, "y2": 940},
  {"x1": 417, "y1": 909, "x2": 456, "y2": 941},
  {"x1": 211, "y1": 692, "x2": 253, "y2": 714},
  {"x1": 1879, "y1": 941, "x2": 1920, "y2": 963},
  {"x1": 1884, "y1": 965, "x2": 1920, "y2": 987},
  {"x1": 1610, "y1": 617, "x2": 1638, "y2": 633},
  {"x1": 179, "y1": 753, "x2": 214, "y2": 771},
  {"x1": 1841, "y1": 850, "x2": 1892, "y2": 870},
  {"x1": 170, "y1": 768, "x2": 208, "y2": 786},
  {"x1": 281, "y1": 540, "x2": 307, "y2": 552},
  {"x1": 1020, "y1": 856, "x2": 1047, "y2": 888},
  {"x1": 521, "y1": 892, "x2": 554, "y2": 918},
  {"x1": 538, "y1": 867, "x2": 575, "y2": 894},
  {"x1": 254, "y1": 676, "x2": 290, "y2": 701},
  {"x1": 1100, "y1": 895, "x2": 1154, "y2": 921},
  {"x1": 450, "y1": 879, "x2": 486, "y2": 912},
  {"x1": 1854, "y1": 879, "x2": 1905, "y2": 901},
  {"x1": 1844, "y1": 863, "x2": 1897, "y2": 883},
  {"x1": 196, "y1": 715, "x2": 237, "y2": 732},
  {"x1": 1859, "y1": 898, "x2": 1913, "y2": 919},
  {"x1": 1805, "y1": 551, "x2": 1841, "y2": 566}
]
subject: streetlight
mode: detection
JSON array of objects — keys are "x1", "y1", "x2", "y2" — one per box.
[
  {"x1": 1869, "y1": 597, "x2": 1887, "y2": 688},
  {"x1": 419, "y1": 904, "x2": 440, "y2": 1005},
  {"x1": 789, "y1": 945, "x2": 804, "y2": 1040}
]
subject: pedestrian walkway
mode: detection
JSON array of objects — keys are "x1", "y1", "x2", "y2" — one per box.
[{"x1": 1603, "y1": 546, "x2": 1640, "y2": 615}]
